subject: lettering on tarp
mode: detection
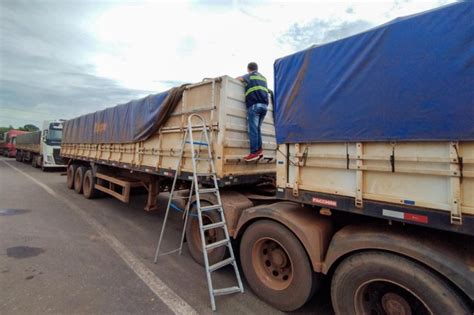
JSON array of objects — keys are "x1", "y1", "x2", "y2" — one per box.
[{"x1": 94, "y1": 122, "x2": 107, "y2": 133}]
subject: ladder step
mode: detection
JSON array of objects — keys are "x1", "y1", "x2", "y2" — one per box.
[
  {"x1": 199, "y1": 188, "x2": 218, "y2": 194},
  {"x1": 200, "y1": 204, "x2": 222, "y2": 212},
  {"x1": 213, "y1": 286, "x2": 241, "y2": 296},
  {"x1": 202, "y1": 221, "x2": 226, "y2": 231},
  {"x1": 205, "y1": 239, "x2": 229, "y2": 251},
  {"x1": 209, "y1": 257, "x2": 234, "y2": 272},
  {"x1": 185, "y1": 141, "x2": 208, "y2": 146},
  {"x1": 195, "y1": 157, "x2": 212, "y2": 161}
]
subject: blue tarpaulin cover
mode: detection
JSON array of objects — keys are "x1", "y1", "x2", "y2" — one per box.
[
  {"x1": 274, "y1": 2, "x2": 474, "y2": 144},
  {"x1": 63, "y1": 86, "x2": 186, "y2": 144}
]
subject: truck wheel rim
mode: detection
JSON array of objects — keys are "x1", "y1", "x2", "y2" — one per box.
[
  {"x1": 252, "y1": 237, "x2": 293, "y2": 291},
  {"x1": 355, "y1": 280, "x2": 431, "y2": 315}
]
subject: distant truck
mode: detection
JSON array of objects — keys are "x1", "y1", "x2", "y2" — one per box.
[
  {"x1": 16, "y1": 120, "x2": 66, "y2": 170},
  {"x1": 0, "y1": 129, "x2": 28, "y2": 158},
  {"x1": 61, "y1": 3, "x2": 473, "y2": 314}
]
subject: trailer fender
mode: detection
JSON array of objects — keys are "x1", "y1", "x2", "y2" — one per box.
[
  {"x1": 234, "y1": 201, "x2": 334, "y2": 272},
  {"x1": 323, "y1": 224, "x2": 474, "y2": 301}
]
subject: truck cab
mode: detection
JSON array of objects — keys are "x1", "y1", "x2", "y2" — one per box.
[
  {"x1": 1, "y1": 130, "x2": 28, "y2": 157},
  {"x1": 16, "y1": 120, "x2": 65, "y2": 170},
  {"x1": 41, "y1": 120, "x2": 64, "y2": 168}
]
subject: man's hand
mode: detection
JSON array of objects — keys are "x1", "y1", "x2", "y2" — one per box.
[{"x1": 236, "y1": 76, "x2": 244, "y2": 82}]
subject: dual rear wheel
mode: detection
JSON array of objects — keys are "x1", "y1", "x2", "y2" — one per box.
[
  {"x1": 186, "y1": 216, "x2": 470, "y2": 313},
  {"x1": 185, "y1": 202, "x2": 227, "y2": 266},
  {"x1": 67, "y1": 164, "x2": 99, "y2": 199},
  {"x1": 239, "y1": 220, "x2": 318, "y2": 312},
  {"x1": 185, "y1": 217, "x2": 317, "y2": 311},
  {"x1": 331, "y1": 251, "x2": 470, "y2": 315},
  {"x1": 31, "y1": 155, "x2": 41, "y2": 168}
]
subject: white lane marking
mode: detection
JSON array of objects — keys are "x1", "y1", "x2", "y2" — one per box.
[{"x1": 3, "y1": 161, "x2": 197, "y2": 315}]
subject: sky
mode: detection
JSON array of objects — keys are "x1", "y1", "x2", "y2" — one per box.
[{"x1": 0, "y1": 0, "x2": 453, "y2": 128}]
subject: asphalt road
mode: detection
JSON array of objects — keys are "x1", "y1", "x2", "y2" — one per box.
[{"x1": 0, "y1": 157, "x2": 332, "y2": 314}]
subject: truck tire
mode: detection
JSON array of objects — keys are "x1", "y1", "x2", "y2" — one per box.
[
  {"x1": 32, "y1": 155, "x2": 39, "y2": 168},
  {"x1": 331, "y1": 251, "x2": 471, "y2": 315},
  {"x1": 240, "y1": 220, "x2": 317, "y2": 312},
  {"x1": 185, "y1": 201, "x2": 226, "y2": 266},
  {"x1": 15, "y1": 151, "x2": 22, "y2": 161},
  {"x1": 74, "y1": 166, "x2": 86, "y2": 194},
  {"x1": 83, "y1": 169, "x2": 99, "y2": 199},
  {"x1": 67, "y1": 164, "x2": 78, "y2": 189}
]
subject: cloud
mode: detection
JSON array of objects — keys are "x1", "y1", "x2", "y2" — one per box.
[
  {"x1": 0, "y1": 0, "x2": 151, "y2": 127},
  {"x1": 0, "y1": 0, "x2": 456, "y2": 128},
  {"x1": 279, "y1": 19, "x2": 374, "y2": 51}
]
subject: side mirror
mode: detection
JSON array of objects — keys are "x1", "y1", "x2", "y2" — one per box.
[{"x1": 42, "y1": 130, "x2": 48, "y2": 142}]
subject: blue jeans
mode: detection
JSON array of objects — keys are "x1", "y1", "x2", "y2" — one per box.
[{"x1": 247, "y1": 103, "x2": 267, "y2": 154}]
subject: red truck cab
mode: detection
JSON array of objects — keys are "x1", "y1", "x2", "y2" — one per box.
[{"x1": 1, "y1": 130, "x2": 29, "y2": 158}]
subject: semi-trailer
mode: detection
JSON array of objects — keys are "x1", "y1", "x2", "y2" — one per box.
[
  {"x1": 16, "y1": 120, "x2": 66, "y2": 170},
  {"x1": 0, "y1": 129, "x2": 28, "y2": 158},
  {"x1": 61, "y1": 2, "x2": 473, "y2": 314}
]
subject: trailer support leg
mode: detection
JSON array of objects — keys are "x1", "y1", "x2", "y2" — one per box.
[{"x1": 144, "y1": 179, "x2": 160, "y2": 211}]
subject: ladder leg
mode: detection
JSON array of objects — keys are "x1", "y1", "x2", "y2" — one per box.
[
  {"x1": 178, "y1": 181, "x2": 194, "y2": 255},
  {"x1": 153, "y1": 199, "x2": 172, "y2": 263},
  {"x1": 222, "y1": 213, "x2": 244, "y2": 292},
  {"x1": 197, "y1": 202, "x2": 217, "y2": 311},
  {"x1": 189, "y1": 121, "x2": 217, "y2": 310},
  {"x1": 154, "y1": 130, "x2": 188, "y2": 263}
]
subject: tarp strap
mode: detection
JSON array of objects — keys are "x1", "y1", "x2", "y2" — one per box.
[
  {"x1": 453, "y1": 144, "x2": 464, "y2": 183},
  {"x1": 346, "y1": 143, "x2": 350, "y2": 170},
  {"x1": 390, "y1": 147, "x2": 395, "y2": 173}
]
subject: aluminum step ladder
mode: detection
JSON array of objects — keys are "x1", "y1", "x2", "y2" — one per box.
[{"x1": 153, "y1": 113, "x2": 244, "y2": 311}]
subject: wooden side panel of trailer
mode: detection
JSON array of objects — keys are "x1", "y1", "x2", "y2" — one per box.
[
  {"x1": 277, "y1": 141, "x2": 474, "y2": 221},
  {"x1": 61, "y1": 76, "x2": 277, "y2": 184}
]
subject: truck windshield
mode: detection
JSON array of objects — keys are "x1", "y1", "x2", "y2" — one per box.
[
  {"x1": 48, "y1": 122, "x2": 63, "y2": 142},
  {"x1": 48, "y1": 129, "x2": 62, "y2": 141},
  {"x1": 46, "y1": 122, "x2": 63, "y2": 145}
]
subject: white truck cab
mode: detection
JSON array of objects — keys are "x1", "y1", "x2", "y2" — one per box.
[
  {"x1": 41, "y1": 120, "x2": 65, "y2": 169},
  {"x1": 16, "y1": 119, "x2": 66, "y2": 170}
]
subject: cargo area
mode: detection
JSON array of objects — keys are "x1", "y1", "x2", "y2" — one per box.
[
  {"x1": 16, "y1": 131, "x2": 41, "y2": 154},
  {"x1": 274, "y1": 2, "x2": 474, "y2": 235},
  {"x1": 61, "y1": 76, "x2": 277, "y2": 186}
]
